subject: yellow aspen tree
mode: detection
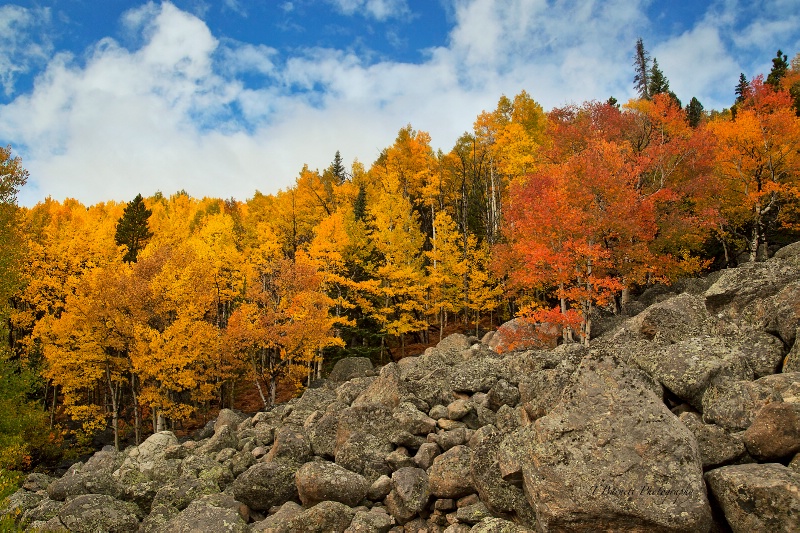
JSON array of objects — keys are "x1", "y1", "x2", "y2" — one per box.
[
  {"x1": 425, "y1": 211, "x2": 466, "y2": 341},
  {"x1": 369, "y1": 183, "x2": 427, "y2": 358},
  {"x1": 36, "y1": 264, "x2": 132, "y2": 450}
]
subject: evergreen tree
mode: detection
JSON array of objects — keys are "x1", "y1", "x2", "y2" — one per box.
[
  {"x1": 735, "y1": 73, "x2": 749, "y2": 104},
  {"x1": 353, "y1": 183, "x2": 367, "y2": 221},
  {"x1": 648, "y1": 58, "x2": 670, "y2": 96},
  {"x1": 115, "y1": 193, "x2": 153, "y2": 263},
  {"x1": 766, "y1": 49, "x2": 788, "y2": 89},
  {"x1": 331, "y1": 150, "x2": 347, "y2": 185},
  {"x1": 686, "y1": 97, "x2": 704, "y2": 128},
  {"x1": 633, "y1": 38, "x2": 651, "y2": 99}
]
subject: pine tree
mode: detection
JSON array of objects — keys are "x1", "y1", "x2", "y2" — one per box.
[
  {"x1": 331, "y1": 150, "x2": 347, "y2": 185},
  {"x1": 115, "y1": 194, "x2": 153, "y2": 263},
  {"x1": 735, "y1": 73, "x2": 749, "y2": 104},
  {"x1": 686, "y1": 97, "x2": 704, "y2": 128},
  {"x1": 648, "y1": 58, "x2": 670, "y2": 96},
  {"x1": 766, "y1": 50, "x2": 788, "y2": 89},
  {"x1": 633, "y1": 38, "x2": 651, "y2": 100},
  {"x1": 353, "y1": 183, "x2": 367, "y2": 222}
]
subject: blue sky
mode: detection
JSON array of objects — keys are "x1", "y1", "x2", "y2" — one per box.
[{"x1": 1, "y1": 0, "x2": 798, "y2": 207}]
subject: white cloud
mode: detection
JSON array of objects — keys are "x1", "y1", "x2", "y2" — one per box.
[
  {"x1": 2, "y1": 0, "x2": 799, "y2": 206},
  {"x1": 0, "y1": 5, "x2": 52, "y2": 96},
  {"x1": 327, "y1": 0, "x2": 410, "y2": 21},
  {"x1": 653, "y1": 24, "x2": 741, "y2": 109}
]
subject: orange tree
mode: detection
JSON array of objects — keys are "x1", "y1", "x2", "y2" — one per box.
[{"x1": 709, "y1": 76, "x2": 800, "y2": 260}]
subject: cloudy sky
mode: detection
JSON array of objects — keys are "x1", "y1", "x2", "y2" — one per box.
[{"x1": 1, "y1": 0, "x2": 798, "y2": 207}]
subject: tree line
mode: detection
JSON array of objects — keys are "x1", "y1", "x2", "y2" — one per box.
[{"x1": 0, "y1": 45, "x2": 799, "y2": 483}]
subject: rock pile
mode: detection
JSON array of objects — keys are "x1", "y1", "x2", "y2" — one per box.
[{"x1": 4, "y1": 242, "x2": 800, "y2": 532}]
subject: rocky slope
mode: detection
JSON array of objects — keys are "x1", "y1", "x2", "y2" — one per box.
[{"x1": 4, "y1": 241, "x2": 800, "y2": 532}]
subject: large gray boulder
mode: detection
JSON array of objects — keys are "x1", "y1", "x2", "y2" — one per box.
[
  {"x1": 113, "y1": 431, "x2": 179, "y2": 485},
  {"x1": 427, "y1": 445, "x2": 474, "y2": 499},
  {"x1": 328, "y1": 357, "x2": 374, "y2": 382},
  {"x1": 705, "y1": 463, "x2": 800, "y2": 532},
  {"x1": 57, "y1": 494, "x2": 140, "y2": 532},
  {"x1": 702, "y1": 373, "x2": 800, "y2": 431},
  {"x1": 384, "y1": 467, "x2": 430, "y2": 525},
  {"x1": 265, "y1": 425, "x2": 311, "y2": 464},
  {"x1": 678, "y1": 412, "x2": 748, "y2": 469},
  {"x1": 631, "y1": 335, "x2": 754, "y2": 410},
  {"x1": 352, "y1": 363, "x2": 407, "y2": 408},
  {"x1": 286, "y1": 500, "x2": 355, "y2": 533},
  {"x1": 213, "y1": 408, "x2": 246, "y2": 434},
  {"x1": 163, "y1": 493, "x2": 248, "y2": 533},
  {"x1": 499, "y1": 353, "x2": 711, "y2": 532},
  {"x1": 230, "y1": 461, "x2": 298, "y2": 512},
  {"x1": 345, "y1": 508, "x2": 395, "y2": 532},
  {"x1": 295, "y1": 460, "x2": 369, "y2": 507},
  {"x1": 705, "y1": 258, "x2": 795, "y2": 316},
  {"x1": 250, "y1": 501, "x2": 303, "y2": 532},
  {"x1": 624, "y1": 293, "x2": 711, "y2": 344},
  {"x1": 468, "y1": 425, "x2": 535, "y2": 527}
]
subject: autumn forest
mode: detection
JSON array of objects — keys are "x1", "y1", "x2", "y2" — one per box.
[{"x1": 1, "y1": 47, "x2": 800, "y2": 492}]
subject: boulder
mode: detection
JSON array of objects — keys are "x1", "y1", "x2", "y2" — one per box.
[
  {"x1": 678, "y1": 412, "x2": 748, "y2": 469},
  {"x1": 335, "y1": 377, "x2": 377, "y2": 405},
  {"x1": 231, "y1": 461, "x2": 298, "y2": 512},
  {"x1": 22, "y1": 472, "x2": 54, "y2": 492},
  {"x1": 21, "y1": 497, "x2": 62, "y2": 525},
  {"x1": 113, "y1": 431, "x2": 179, "y2": 484},
  {"x1": 705, "y1": 463, "x2": 800, "y2": 532},
  {"x1": 468, "y1": 425, "x2": 534, "y2": 525},
  {"x1": 772, "y1": 282, "x2": 800, "y2": 347},
  {"x1": 384, "y1": 467, "x2": 431, "y2": 525},
  {"x1": 499, "y1": 354, "x2": 711, "y2": 532},
  {"x1": 428, "y1": 445, "x2": 474, "y2": 499},
  {"x1": 736, "y1": 330, "x2": 786, "y2": 378},
  {"x1": 786, "y1": 328, "x2": 800, "y2": 370},
  {"x1": 447, "y1": 358, "x2": 500, "y2": 394},
  {"x1": 307, "y1": 412, "x2": 340, "y2": 459},
  {"x1": 469, "y1": 517, "x2": 534, "y2": 532},
  {"x1": 410, "y1": 443, "x2": 438, "y2": 472},
  {"x1": 57, "y1": 494, "x2": 140, "y2": 533},
  {"x1": 328, "y1": 357, "x2": 374, "y2": 382},
  {"x1": 392, "y1": 402, "x2": 437, "y2": 436},
  {"x1": 1, "y1": 489, "x2": 45, "y2": 521},
  {"x1": 197, "y1": 424, "x2": 238, "y2": 455},
  {"x1": 150, "y1": 476, "x2": 219, "y2": 511},
  {"x1": 295, "y1": 460, "x2": 369, "y2": 507},
  {"x1": 265, "y1": 425, "x2": 311, "y2": 464},
  {"x1": 335, "y1": 403, "x2": 398, "y2": 452},
  {"x1": 213, "y1": 408, "x2": 246, "y2": 434},
  {"x1": 335, "y1": 431, "x2": 393, "y2": 482},
  {"x1": 437, "y1": 333, "x2": 473, "y2": 354},
  {"x1": 286, "y1": 500, "x2": 355, "y2": 533},
  {"x1": 627, "y1": 293, "x2": 711, "y2": 344},
  {"x1": 353, "y1": 363, "x2": 407, "y2": 408},
  {"x1": 742, "y1": 401, "x2": 800, "y2": 460},
  {"x1": 251, "y1": 501, "x2": 303, "y2": 532},
  {"x1": 704, "y1": 258, "x2": 800, "y2": 320},
  {"x1": 455, "y1": 501, "x2": 491, "y2": 525},
  {"x1": 702, "y1": 373, "x2": 800, "y2": 431},
  {"x1": 488, "y1": 318, "x2": 560, "y2": 353},
  {"x1": 632, "y1": 335, "x2": 754, "y2": 410},
  {"x1": 163, "y1": 493, "x2": 248, "y2": 533},
  {"x1": 486, "y1": 379, "x2": 520, "y2": 411},
  {"x1": 517, "y1": 368, "x2": 571, "y2": 421},
  {"x1": 345, "y1": 508, "x2": 395, "y2": 532}
]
